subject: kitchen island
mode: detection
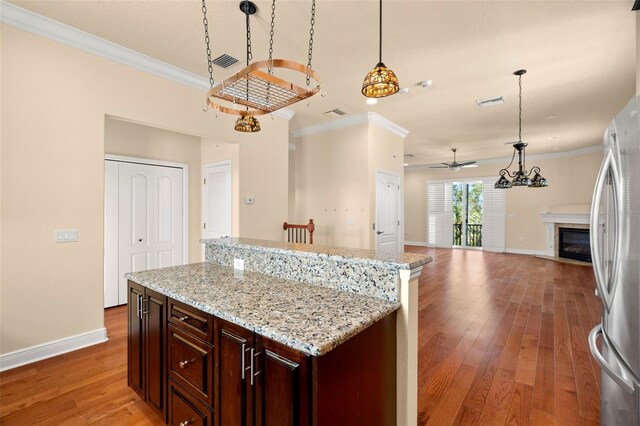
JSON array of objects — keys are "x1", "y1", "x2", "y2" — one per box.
[{"x1": 127, "y1": 238, "x2": 431, "y2": 425}]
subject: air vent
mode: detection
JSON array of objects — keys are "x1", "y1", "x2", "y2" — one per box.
[
  {"x1": 404, "y1": 154, "x2": 415, "y2": 158},
  {"x1": 476, "y1": 96, "x2": 505, "y2": 108},
  {"x1": 324, "y1": 108, "x2": 347, "y2": 118},
  {"x1": 212, "y1": 54, "x2": 239, "y2": 69}
]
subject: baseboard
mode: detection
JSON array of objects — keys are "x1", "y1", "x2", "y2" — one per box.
[
  {"x1": 404, "y1": 241, "x2": 430, "y2": 247},
  {"x1": 505, "y1": 248, "x2": 546, "y2": 256},
  {"x1": 0, "y1": 327, "x2": 108, "y2": 372}
]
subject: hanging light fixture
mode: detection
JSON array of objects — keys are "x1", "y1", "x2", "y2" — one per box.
[
  {"x1": 200, "y1": 0, "x2": 321, "y2": 132},
  {"x1": 495, "y1": 69, "x2": 549, "y2": 189},
  {"x1": 361, "y1": 0, "x2": 399, "y2": 98}
]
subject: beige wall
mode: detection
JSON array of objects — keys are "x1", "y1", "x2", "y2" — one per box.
[
  {"x1": 293, "y1": 124, "x2": 370, "y2": 248},
  {"x1": 404, "y1": 151, "x2": 603, "y2": 251},
  {"x1": 1, "y1": 25, "x2": 289, "y2": 355},
  {"x1": 292, "y1": 122, "x2": 405, "y2": 249},
  {"x1": 104, "y1": 118, "x2": 202, "y2": 263}
]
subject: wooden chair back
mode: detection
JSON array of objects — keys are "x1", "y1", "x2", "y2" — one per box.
[{"x1": 283, "y1": 219, "x2": 315, "y2": 244}]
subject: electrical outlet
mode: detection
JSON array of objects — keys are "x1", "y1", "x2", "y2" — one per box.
[{"x1": 233, "y1": 258, "x2": 244, "y2": 270}]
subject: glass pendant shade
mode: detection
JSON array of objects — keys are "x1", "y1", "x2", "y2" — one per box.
[
  {"x1": 528, "y1": 172, "x2": 549, "y2": 188},
  {"x1": 234, "y1": 115, "x2": 261, "y2": 132},
  {"x1": 362, "y1": 62, "x2": 400, "y2": 98},
  {"x1": 494, "y1": 174, "x2": 512, "y2": 189},
  {"x1": 511, "y1": 171, "x2": 531, "y2": 186}
]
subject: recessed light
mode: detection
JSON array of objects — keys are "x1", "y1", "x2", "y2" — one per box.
[
  {"x1": 418, "y1": 80, "x2": 432, "y2": 88},
  {"x1": 546, "y1": 115, "x2": 558, "y2": 120},
  {"x1": 548, "y1": 136, "x2": 557, "y2": 140},
  {"x1": 398, "y1": 87, "x2": 410, "y2": 95},
  {"x1": 403, "y1": 163, "x2": 409, "y2": 166},
  {"x1": 366, "y1": 98, "x2": 378, "y2": 105}
]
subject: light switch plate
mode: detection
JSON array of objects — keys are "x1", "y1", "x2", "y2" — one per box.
[
  {"x1": 55, "y1": 228, "x2": 78, "y2": 243},
  {"x1": 233, "y1": 258, "x2": 244, "y2": 270}
]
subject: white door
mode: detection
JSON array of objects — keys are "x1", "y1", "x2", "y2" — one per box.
[
  {"x1": 202, "y1": 162, "x2": 232, "y2": 241},
  {"x1": 111, "y1": 161, "x2": 184, "y2": 307},
  {"x1": 375, "y1": 171, "x2": 401, "y2": 254}
]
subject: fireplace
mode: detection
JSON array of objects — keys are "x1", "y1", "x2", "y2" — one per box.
[{"x1": 558, "y1": 227, "x2": 591, "y2": 262}]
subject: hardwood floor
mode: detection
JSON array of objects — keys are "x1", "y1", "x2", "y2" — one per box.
[
  {"x1": 0, "y1": 306, "x2": 164, "y2": 425},
  {"x1": 0, "y1": 249, "x2": 602, "y2": 425},
  {"x1": 410, "y1": 247, "x2": 601, "y2": 426}
]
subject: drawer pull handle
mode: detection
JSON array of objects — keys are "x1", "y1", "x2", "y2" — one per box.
[
  {"x1": 179, "y1": 359, "x2": 194, "y2": 368},
  {"x1": 178, "y1": 315, "x2": 189, "y2": 322},
  {"x1": 179, "y1": 419, "x2": 194, "y2": 426}
]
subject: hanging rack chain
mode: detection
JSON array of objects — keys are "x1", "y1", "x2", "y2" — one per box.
[
  {"x1": 378, "y1": 0, "x2": 382, "y2": 64},
  {"x1": 306, "y1": 0, "x2": 316, "y2": 86},
  {"x1": 201, "y1": 0, "x2": 215, "y2": 88},
  {"x1": 244, "y1": 0, "x2": 252, "y2": 109},
  {"x1": 266, "y1": 0, "x2": 276, "y2": 105}
]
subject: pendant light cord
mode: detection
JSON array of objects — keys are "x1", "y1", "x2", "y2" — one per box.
[
  {"x1": 379, "y1": 0, "x2": 382, "y2": 64},
  {"x1": 518, "y1": 73, "x2": 522, "y2": 142}
]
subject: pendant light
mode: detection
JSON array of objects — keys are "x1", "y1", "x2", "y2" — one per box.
[
  {"x1": 495, "y1": 70, "x2": 549, "y2": 189},
  {"x1": 361, "y1": 0, "x2": 399, "y2": 98}
]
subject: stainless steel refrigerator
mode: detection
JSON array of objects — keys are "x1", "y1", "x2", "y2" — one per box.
[{"x1": 589, "y1": 96, "x2": 640, "y2": 425}]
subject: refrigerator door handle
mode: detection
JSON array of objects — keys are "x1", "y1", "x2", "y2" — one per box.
[
  {"x1": 589, "y1": 148, "x2": 622, "y2": 312},
  {"x1": 589, "y1": 324, "x2": 637, "y2": 393}
]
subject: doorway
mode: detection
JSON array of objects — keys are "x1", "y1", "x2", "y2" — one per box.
[
  {"x1": 202, "y1": 161, "x2": 233, "y2": 245},
  {"x1": 452, "y1": 181, "x2": 483, "y2": 248}
]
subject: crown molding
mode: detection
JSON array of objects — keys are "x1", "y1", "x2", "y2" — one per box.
[
  {"x1": 290, "y1": 112, "x2": 409, "y2": 139},
  {"x1": 409, "y1": 144, "x2": 604, "y2": 170},
  {"x1": 0, "y1": 1, "x2": 295, "y2": 121}
]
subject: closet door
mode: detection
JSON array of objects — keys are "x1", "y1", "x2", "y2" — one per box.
[{"x1": 118, "y1": 162, "x2": 184, "y2": 304}]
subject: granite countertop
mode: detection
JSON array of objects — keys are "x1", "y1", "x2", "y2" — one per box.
[
  {"x1": 202, "y1": 238, "x2": 432, "y2": 270},
  {"x1": 126, "y1": 263, "x2": 400, "y2": 356}
]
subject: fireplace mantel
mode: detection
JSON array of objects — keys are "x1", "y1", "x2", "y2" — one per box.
[{"x1": 539, "y1": 208, "x2": 591, "y2": 257}]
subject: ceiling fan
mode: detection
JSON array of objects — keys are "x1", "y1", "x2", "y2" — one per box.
[{"x1": 428, "y1": 148, "x2": 478, "y2": 171}]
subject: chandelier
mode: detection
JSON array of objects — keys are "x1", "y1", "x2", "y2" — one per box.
[
  {"x1": 201, "y1": 0, "x2": 321, "y2": 132},
  {"x1": 361, "y1": 0, "x2": 399, "y2": 98},
  {"x1": 495, "y1": 70, "x2": 549, "y2": 189}
]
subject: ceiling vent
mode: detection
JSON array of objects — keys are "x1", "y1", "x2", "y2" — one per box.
[
  {"x1": 324, "y1": 108, "x2": 347, "y2": 118},
  {"x1": 212, "y1": 54, "x2": 239, "y2": 68},
  {"x1": 476, "y1": 96, "x2": 505, "y2": 108}
]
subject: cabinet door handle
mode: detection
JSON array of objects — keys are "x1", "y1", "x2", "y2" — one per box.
[
  {"x1": 136, "y1": 294, "x2": 141, "y2": 319},
  {"x1": 141, "y1": 297, "x2": 149, "y2": 315},
  {"x1": 178, "y1": 315, "x2": 189, "y2": 322},
  {"x1": 250, "y1": 348, "x2": 255, "y2": 386},
  {"x1": 179, "y1": 419, "x2": 194, "y2": 426},
  {"x1": 179, "y1": 359, "x2": 195, "y2": 368},
  {"x1": 241, "y1": 343, "x2": 246, "y2": 380}
]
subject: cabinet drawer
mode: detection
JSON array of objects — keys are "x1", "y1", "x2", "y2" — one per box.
[
  {"x1": 169, "y1": 299, "x2": 214, "y2": 343},
  {"x1": 169, "y1": 380, "x2": 213, "y2": 426},
  {"x1": 169, "y1": 325, "x2": 214, "y2": 407}
]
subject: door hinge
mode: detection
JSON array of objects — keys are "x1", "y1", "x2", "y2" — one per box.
[
  {"x1": 398, "y1": 220, "x2": 400, "y2": 226},
  {"x1": 398, "y1": 185, "x2": 400, "y2": 190},
  {"x1": 203, "y1": 223, "x2": 207, "y2": 229},
  {"x1": 372, "y1": 223, "x2": 375, "y2": 230},
  {"x1": 204, "y1": 178, "x2": 206, "y2": 184}
]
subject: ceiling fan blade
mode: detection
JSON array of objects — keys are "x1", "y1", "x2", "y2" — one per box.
[
  {"x1": 503, "y1": 141, "x2": 520, "y2": 145},
  {"x1": 458, "y1": 161, "x2": 477, "y2": 166},
  {"x1": 428, "y1": 165, "x2": 449, "y2": 169},
  {"x1": 462, "y1": 163, "x2": 479, "y2": 168}
]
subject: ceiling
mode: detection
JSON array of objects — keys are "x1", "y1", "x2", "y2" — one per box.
[{"x1": 9, "y1": 0, "x2": 636, "y2": 165}]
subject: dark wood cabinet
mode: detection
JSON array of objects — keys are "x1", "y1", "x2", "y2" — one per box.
[
  {"x1": 127, "y1": 281, "x2": 168, "y2": 421},
  {"x1": 129, "y1": 289, "x2": 396, "y2": 426},
  {"x1": 214, "y1": 319, "x2": 255, "y2": 426},
  {"x1": 253, "y1": 336, "x2": 310, "y2": 426}
]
